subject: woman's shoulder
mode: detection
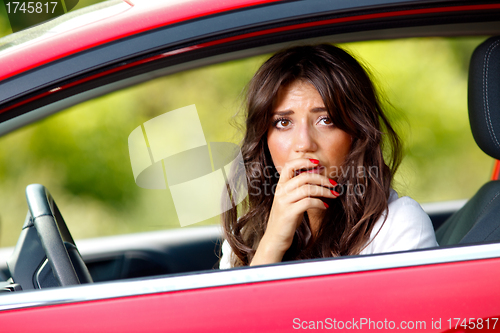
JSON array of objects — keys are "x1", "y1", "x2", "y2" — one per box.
[
  {"x1": 386, "y1": 189, "x2": 430, "y2": 217},
  {"x1": 361, "y1": 189, "x2": 439, "y2": 254},
  {"x1": 388, "y1": 189, "x2": 420, "y2": 207},
  {"x1": 219, "y1": 239, "x2": 233, "y2": 269}
]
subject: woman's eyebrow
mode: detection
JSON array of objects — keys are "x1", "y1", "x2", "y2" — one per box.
[
  {"x1": 310, "y1": 107, "x2": 328, "y2": 113},
  {"x1": 272, "y1": 110, "x2": 294, "y2": 116},
  {"x1": 273, "y1": 107, "x2": 327, "y2": 116}
]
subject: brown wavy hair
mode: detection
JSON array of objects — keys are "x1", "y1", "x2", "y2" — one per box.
[{"x1": 222, "y1": 44, "x2": 402, "y2": 267}]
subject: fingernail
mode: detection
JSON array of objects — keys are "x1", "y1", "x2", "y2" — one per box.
[
  {"x1": 332, "y1": 190, "x2": 340, "y2": 197},
  {"x1": 323, "y1": 202, "x2": 329, "y2": 208},
  {"x1": 309, "y1": 159, "x2": 319, "y2": 164},
  {"x1": 329, "y1": 179, "x2": 338, "y2": 186}
]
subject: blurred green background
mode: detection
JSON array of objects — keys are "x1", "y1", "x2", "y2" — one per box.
[{"x1": 0, "y1": 3, "x2": 493, "y2": 247}]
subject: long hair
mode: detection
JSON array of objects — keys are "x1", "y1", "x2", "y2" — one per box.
[{"x1": 222, "y1": 44, "x2": 402, "y2": 267}]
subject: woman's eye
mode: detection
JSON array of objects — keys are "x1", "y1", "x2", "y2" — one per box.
[
  {"x1": 274, "y1": 118, "x2": 291, "y2": 129},
  {"x1": 318, "y1": 117, "x2": 333, "y2": 126}
]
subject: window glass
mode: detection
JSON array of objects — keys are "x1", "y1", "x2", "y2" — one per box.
[{"x1": 0, "y1": 37, "x2": 491, "y2": 247}]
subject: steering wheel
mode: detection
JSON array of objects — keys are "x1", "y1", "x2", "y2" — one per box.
[{"x1": 7, "y1": 184, "x2": 92, "y2": 290}]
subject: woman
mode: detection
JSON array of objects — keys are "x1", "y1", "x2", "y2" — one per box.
[{"x1": 220, "y1": 44, "x2": 437, "y2": 268}]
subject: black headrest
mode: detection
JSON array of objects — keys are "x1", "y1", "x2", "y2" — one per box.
[{"x1": 469, "y1": 36, "x2": 500, "y2": 160}]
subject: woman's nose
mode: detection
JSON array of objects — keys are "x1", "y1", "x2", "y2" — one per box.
[{"x1": 293, "y1": 123, "x2": 318, "y2": 152}]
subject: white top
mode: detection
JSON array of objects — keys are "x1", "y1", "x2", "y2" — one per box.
[{"x1": 219, "y1": 190, "x2": 438, "y2": 269}]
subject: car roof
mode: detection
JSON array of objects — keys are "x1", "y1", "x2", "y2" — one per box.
[
  {"x1": 1, "y1": 0, "x2": 498, "y2": 81},
  {"x1": 0, "y1": 0, "x2": 282, "y2": 81}
]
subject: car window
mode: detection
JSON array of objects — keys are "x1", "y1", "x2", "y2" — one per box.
[{"x1": 0, "y1": 36, "x2": 492, "y2": 248}]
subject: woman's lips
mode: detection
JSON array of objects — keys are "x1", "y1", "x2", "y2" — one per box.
[{"x1": 295, "y1": 165, "x2": 324, "y2": 176}]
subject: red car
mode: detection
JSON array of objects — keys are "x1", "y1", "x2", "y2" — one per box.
[{"x1": 0, "y1": 0, "x2": 499, "y2": 331}]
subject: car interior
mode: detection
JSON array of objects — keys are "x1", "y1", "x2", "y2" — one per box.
[{"x1": 436, "y1": 36, "x2": 500, "y2": 246}]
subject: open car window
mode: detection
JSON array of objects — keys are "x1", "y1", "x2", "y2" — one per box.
[{"x1": 0, "y1": 36, "x2": 491, "y2": 249}]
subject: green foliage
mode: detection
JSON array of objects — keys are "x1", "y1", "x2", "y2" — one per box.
[{"x1": 344, "y1": 38, "x2": 491, "y2": 202}]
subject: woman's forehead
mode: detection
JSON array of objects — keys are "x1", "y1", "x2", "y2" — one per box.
[{"x1": 274, "y1": 81, "x2": 324, "y2": 107}]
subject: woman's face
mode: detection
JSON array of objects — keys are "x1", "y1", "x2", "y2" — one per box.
[{"x1": 267, "y1": 80, "x2": 352, "y2": 180}]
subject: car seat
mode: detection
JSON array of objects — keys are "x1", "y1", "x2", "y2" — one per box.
[{"x1": 436, "y1": 36, "x2": 500, "y2": 245}]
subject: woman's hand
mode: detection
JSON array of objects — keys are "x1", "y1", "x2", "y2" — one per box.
[{"x1": 250, "y1": 158, "x2": 339, "y2": 266}]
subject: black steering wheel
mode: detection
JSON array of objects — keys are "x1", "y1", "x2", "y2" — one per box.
[{"x1": 7, "y1": 184, "x2": 92, "y2": 290}]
